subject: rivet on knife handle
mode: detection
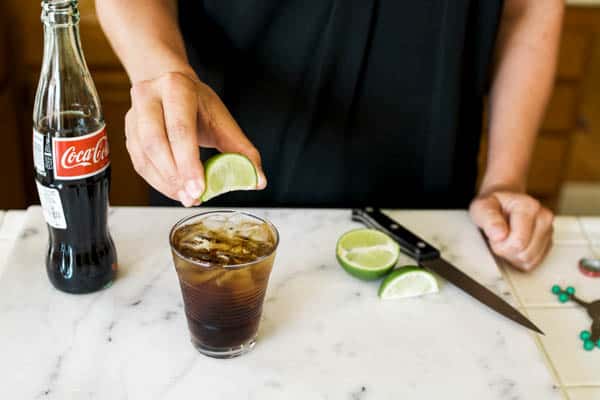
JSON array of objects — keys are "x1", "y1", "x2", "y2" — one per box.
[{"x1": 352, "y1": 208, "x2": 440, "y2": 261}]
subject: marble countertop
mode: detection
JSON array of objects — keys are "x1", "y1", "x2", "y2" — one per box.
[
  {"x1": 0, "y1": 207, "x2": 564, "y2": 399},
  {"x1": 0, "y1": 210, "x2": 25, "y2": 276}
]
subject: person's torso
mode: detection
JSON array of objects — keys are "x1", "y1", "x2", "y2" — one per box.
[{"x1": 163, "y1": 0, "x2": 503, "y2": 208}]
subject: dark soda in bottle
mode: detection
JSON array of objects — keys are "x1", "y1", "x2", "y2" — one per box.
[{"x1": 33, "y1": 0, "x2": 117, "y2": 294}]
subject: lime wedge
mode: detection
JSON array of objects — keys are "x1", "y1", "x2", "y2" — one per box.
[
  {"x1": 378, "y1": 266, "x2": 439, "y2": 300},
  {"x1": 336, "y1": 229, "x2": 400, "y2": 281},
  {"x1": 201, "y1": 153, "x2": 258, "y2": 202}
]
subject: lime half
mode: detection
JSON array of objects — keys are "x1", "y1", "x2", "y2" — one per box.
[
  {"x1": 201, "y1": 153, "x2": 258, "y2": 202},
  {"x1": 378, "y1": 266, "x2": 439, "y2": 300},
  {"x1": 336, "y1": 229, "x2": 400, "y2": 281}
]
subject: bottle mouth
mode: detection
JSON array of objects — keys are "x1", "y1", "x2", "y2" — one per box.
[
  {"x1": 41, "y1": 0, "x2": 80, "y2": 25},
  {"x1": 42, "y1": 0, "x2": 78, "y2": 10}
]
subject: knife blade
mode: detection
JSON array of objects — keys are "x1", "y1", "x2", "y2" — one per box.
[{"x1": 352, "y1": 207, "x2": 544, "y2": 335}]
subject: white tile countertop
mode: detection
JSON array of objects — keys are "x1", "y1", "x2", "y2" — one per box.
[
  {"x1": 0, "y1": 207, "x2": 597, "y2": 399},
  {"x1": 502, "y1": 216, "x2": 600, "y2": 396}
]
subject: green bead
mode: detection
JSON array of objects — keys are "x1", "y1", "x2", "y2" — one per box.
[
  {"x1": 566, "y1": 286, "x2": 575, "y2": 295},
  {"x1": 558, "y1": 293, "x2": 569, "y2": 303},
  {"x1": 597, "y1": 339, "x2": 600, "y2": 349},
  {"x1": 551, "y1": 285, "x2": 561, "y2": 294},
  {"x1": 580, "y1": 330, "x2": 591, "y2": 340},
  {"x1": 584, "y1": 340, "x2": 595, "y2": 351}
]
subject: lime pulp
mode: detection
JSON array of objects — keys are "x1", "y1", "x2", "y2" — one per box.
[
  {"x1": 201, "y1": 153, "x2": 258, "y2": 202},
  {"x1": 336, "y1": 229, "x2": 400, "y2": 281}
]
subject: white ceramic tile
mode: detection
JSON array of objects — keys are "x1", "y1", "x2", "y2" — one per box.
[
  {"x1": 0, "y1": 210, "x2": 26, "y2": 240},
  {"x1": 566, "y1": 387, "x2": 600, "y2": 400},
  {"x1": 553, "y1": 217, "x2": 588, "y2": 245},
  {"x1": 503, "y1": 245, "x2": 600, "y2": 307},
  {"x1": 0, "y1": 207, "x2": 560, "y2": 399},
  {"x1": 527, "y1": 308, "x2": 600, "y2": 386},
  {"x1": 580, "y1": 218, "x2": 600, "y2": 244}
]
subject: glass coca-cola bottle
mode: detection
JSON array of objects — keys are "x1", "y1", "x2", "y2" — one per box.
[{"x1": 33, "y1": 0, "x2": 117, "y2": 294}]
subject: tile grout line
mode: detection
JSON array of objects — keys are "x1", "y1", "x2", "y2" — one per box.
[
  {"x1": 495, "y1": 254, "x2": 569, "y2": 399},
  {"x1": 530, "y1": 216, "x2": 600, "y2": 400},
  {"x1": 524, "y1": 222, "x2": 600, "y2": 310},
  {"x1": 563, "y1": 384, "x2": 600, "y2": 388},
  {"x1": 555, "y1": 217, "x2": 600, "y2": 399},
  {"x1": 524, "y1": 305, "x2": 570, "y2": 400},
  {"x1": 523, "y1": 305, "x2": 582, "y2": 309},
  {"x1": 577, "y1": 216, "x2": 599, "y2": 256}
]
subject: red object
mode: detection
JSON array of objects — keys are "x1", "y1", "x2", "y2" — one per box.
[
  {"x1": 53, "y1": 128, "x2": 110, "y2": 180},
  {"x1": 579, "y1": 260, "x2": 600, "y2": 278}
]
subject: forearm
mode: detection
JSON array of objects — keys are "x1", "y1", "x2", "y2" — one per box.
[
  {"x1": 95, "y1": 0, "x2": 196, "y2": 83},
  {"x1": 481, "y1": 0, "x2": 564, "y2": 194}
]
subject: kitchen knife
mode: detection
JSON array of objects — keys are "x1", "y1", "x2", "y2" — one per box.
[{"x1": 352, "y1": 207, "x2": 544, "y2": 335}]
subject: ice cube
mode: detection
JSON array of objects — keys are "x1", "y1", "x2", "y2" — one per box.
[
  {"x1": 234, "y1": 221, "x2": 271, "y2": 243},
  {"x1": 249, "y1": 223, "x2": 271, "y2": 243},
  {"x1": 217, "y1": 212, "x2": 245, "y2": 238},
  {"x1": 176, "y1": 224, "x2": 203, "y2": 243},
  {"x1": 201, "y1": 214, "x2": 230, "y2": 232},
  {"x1": 215, "y1": 252, "x2": 231, "y2": 264},
  {"x1": 174, "y1": 215, "x2": 274, "y2": 265},
  {"x1": 179, "y1": 234, "x2": 211, "y2": 253}
]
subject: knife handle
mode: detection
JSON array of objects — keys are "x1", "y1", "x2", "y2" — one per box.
[{"x1": 352, "y1": 208, "x2": 440, "y2": 261}]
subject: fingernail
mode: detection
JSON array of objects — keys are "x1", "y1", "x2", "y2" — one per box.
[
  {"x1": 178, "y1": 190, "x2": 193, "y2": 208},
  {"x1": 257, "y1": 173, "x2": 267, "y2": 189},
  {"x1": 185, "y1": 179, "x2": 204, "y2": 199}
]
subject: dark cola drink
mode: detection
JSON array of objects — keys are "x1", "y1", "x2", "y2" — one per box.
[
  {"x1": 33, "y1": 1, "x2": 117, "y2": 294},
  {"x1": 170, "y1": 211, "x2": 279, "y2": 358}
]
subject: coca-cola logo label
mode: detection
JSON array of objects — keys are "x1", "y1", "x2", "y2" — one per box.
[{"x1": 53, "y1": 127, "x2": 110, "y2": 180}]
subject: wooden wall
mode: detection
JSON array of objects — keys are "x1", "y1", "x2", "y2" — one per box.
[
  {"x1": 478, "y1": 7, "x2": 600, "y2": 208},
  {"x1": 3, "y1": 0, "x2": 148, "y2": 207},
  {"x1": 2, "y1": 2, "x2": 600, "y2": 209},
  {"x1": 566, "y1": 12, "x2": 600, "y2": 183},
  {"x1": 0, "y1": 5, "x2": 27, "y2": 208}
]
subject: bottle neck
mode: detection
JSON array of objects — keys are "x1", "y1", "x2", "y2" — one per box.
[
  {"x1": 35, "y1": 0, "x2": 102, "y2": 134},
  {"x1": 40, "y1": 0, "x2": 85, "y2": 74}
]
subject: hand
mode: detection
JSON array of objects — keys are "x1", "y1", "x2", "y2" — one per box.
[
  {"x1": 469, "y1": 190, "x2": 554, "y2": 271},
  {"x1": 125, "y1": 71, "x2": 267, "y2": 207}
]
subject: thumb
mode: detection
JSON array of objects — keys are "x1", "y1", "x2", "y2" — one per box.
[{"x1": 469, "y1": 195, "x2": 509, "y2": 242}]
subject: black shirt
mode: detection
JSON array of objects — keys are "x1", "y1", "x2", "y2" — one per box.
[{"x1": 153, "y1": 0, "x2": 503, "y2": 207}]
